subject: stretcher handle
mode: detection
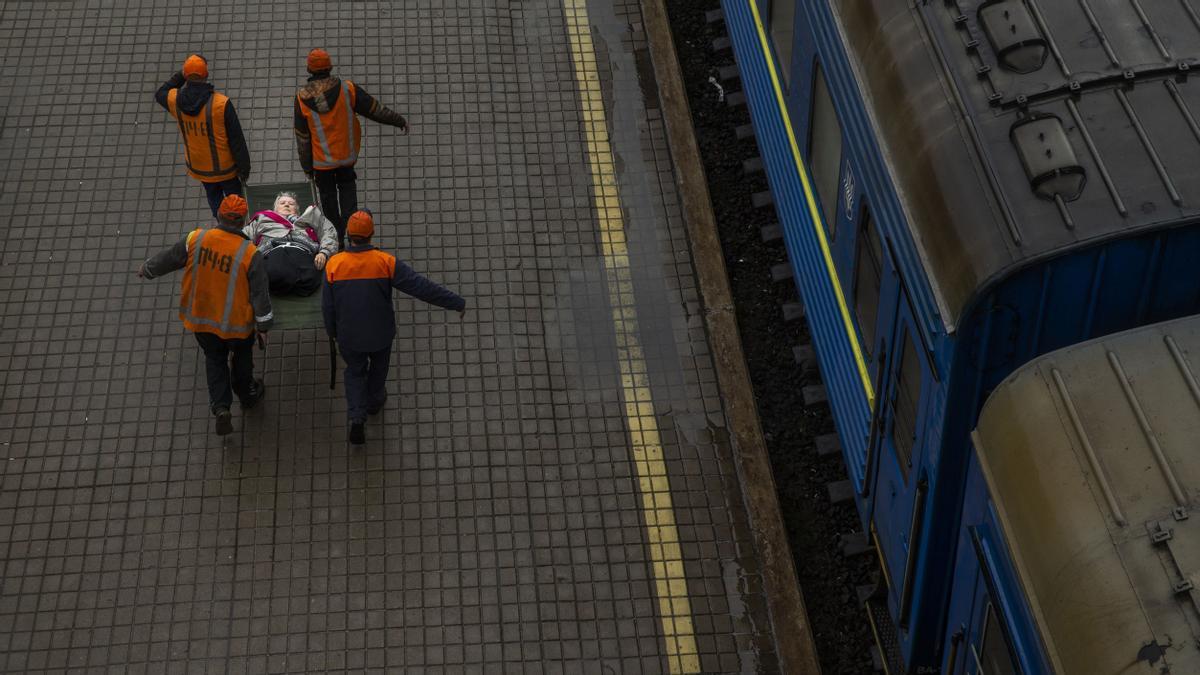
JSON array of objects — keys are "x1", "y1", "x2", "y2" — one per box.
[{"x1": 329, "y1": 335, "x2": 338, "y2": 391}]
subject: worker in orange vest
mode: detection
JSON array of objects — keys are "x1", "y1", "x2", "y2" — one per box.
[
  {"x1": 156, "y1": 54, "x2": 251, "y2": 219},
  {"x1": 138, "y1": 195, "x2": 273, "y2": 436},
  {"x1": 294, "y1": 49, "x2": 409, "y2": 248}
]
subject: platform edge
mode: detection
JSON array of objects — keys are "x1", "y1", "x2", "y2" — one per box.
[{"x1": 637, "y1": 1, "x2": 824, "y2": 673}]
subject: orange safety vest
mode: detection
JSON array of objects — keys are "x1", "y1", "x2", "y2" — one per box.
[
  {"x1": 167, "y1": 88, "x2": 239, "y2": 183},
  {"x1": 325, "y1": 247, "x2": 395, "y2": 283},
  {"x1": 299, "y1": 81, "x2": 362, "y2": 170},
  {"x1": 179, "y1": 228, "x2": 258, "y2": 339}
]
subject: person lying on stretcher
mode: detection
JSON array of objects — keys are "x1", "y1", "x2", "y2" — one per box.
[{"x1": 243, "y1": 192, "x2": 338, "y2": 297}]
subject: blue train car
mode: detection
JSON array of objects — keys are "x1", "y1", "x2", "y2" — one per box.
[{"x1": 722, "y1": 0, "x2": 1200, "y2": 671}]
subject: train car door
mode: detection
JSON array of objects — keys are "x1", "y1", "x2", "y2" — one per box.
[
  {"x1": 852, "y1": 209, "x2": 896, "y2": 406},
  {"x1": 944, "y1": 442, "x2": 1049, "y2": 674},
  {"x1": 868, "y1": 295, "x2": 930, "y2": 624},
  {"x1": 949, "y1": 521, "x2": 1046, "y2": 675},
  {"x1": 958, "y1": 586, "x2": 1021, "y2": 675},
  {"x1": 849, "y1": 208, "x2": 899, "y2": 490}
]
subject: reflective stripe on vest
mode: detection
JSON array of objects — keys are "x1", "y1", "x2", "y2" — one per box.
[
  {"x1": 168, "y1": 88, "x2": 237, "y2": 181},
  {"x1": 180, "y1": 229, "x2": 257, "y2": 338},
  {"x1": 307, "y1": 82, "x2": 359, "y2": 169}
]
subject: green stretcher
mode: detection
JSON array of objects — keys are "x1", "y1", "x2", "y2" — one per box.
[
  {"x1": 245, "y1": 180, "x2": 339, "y2": 390},
  {"x1": 244, "y1": 181, "x2": 324, "y2": 331}
]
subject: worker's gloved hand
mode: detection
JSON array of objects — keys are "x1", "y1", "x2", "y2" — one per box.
[
  {"x1": 304, "y1": 170, "x2": 314, "y2": 180},
  {"x1": 314, "y1": 252, "x2": 328, "y2": 270},
  {"x1": 239, "y1": 172, "x2": 250, "y2": 185}
]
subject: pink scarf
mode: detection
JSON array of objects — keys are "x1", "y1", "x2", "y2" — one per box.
[{"x1": 251, "y1": 210, "x2": 318, "y2": 245}]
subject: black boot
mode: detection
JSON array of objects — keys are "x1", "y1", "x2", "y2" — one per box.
[
  {"x1": 349, "y1": 420, "x2": 366, "y2": 445},
  {"x1": 214, "y1": 408, "x2": 233, "y2": 436},
  {"x1": 241, "y1": 379, "x2": 266, "y2": 409}
]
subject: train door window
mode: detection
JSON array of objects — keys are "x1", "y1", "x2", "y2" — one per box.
[
  {"x1": 892, "y1": 328, "x2": 922, "y2": 479},
  {"x1": 853, "y1": 209, "x2": 882, "y2": 354},
  {"x1": 808, "y1": 64, "x2": 843, "y2": 241},
  {"x1": 973, "y1": 602, "x2": 1020, "y2": 675},
  {"x1": 769, "y1": 0, "x2": 795, "y2": 85}
]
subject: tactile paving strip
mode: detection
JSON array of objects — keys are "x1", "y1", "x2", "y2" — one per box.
[{"x1": 0, "y1": 1, "x2": 781, "y2": 672}]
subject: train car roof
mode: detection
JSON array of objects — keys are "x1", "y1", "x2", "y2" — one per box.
[
  {"x1": 973, "y1": 314, "x2": 1200, "y2": 673},
  {"x1": 836, "y1": 0, "x2": 1200, "y2": 326}
]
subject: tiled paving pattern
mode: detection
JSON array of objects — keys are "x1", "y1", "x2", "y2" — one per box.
[{"x1": 0, "y1": 1, "x2": 781, "y2": 672}]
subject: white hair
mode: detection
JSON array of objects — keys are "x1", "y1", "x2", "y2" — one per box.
[{"x1": 273, "y1": 192, "x2": 299, "y2": 209}]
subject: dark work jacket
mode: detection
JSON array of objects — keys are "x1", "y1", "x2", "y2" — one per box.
[
  {"x1": 154, "y1": 73, "x2": 252, "y2": 179},
  {"x1": 322, "y1": 243, "x2": 464, "y2": 353}
]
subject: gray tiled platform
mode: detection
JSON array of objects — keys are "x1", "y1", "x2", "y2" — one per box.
[{"x1": 0, "y1": 1, "x2": 780, "y2": 673}]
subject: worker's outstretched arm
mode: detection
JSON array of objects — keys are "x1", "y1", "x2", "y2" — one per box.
[
  {"x1": 351, "y1": 84, "x2": 408, "y2": 131},
  {"x1": 223, "y1": 101, "x2": 252, "y2": 182},
  {"x1": 392, "y1": 260, "x2": 465, "y2": 312},
  {"x1": 154, "y1": 71, "x2": 185, "y2": 110},
  {"x1": 246, "y1": 252, "x2": 273, "y2": 333},
  {"x1": 138, "y1": 235, "x2": 189, "y2": 279}
]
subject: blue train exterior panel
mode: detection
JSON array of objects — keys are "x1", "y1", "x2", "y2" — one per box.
[{"x1": 720, "y1": 0, "x2": 871, "y2": 486}]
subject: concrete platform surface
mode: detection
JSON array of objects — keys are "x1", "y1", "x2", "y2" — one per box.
[{"x1": 0, "y1": 1, "x2": 783, "y2": 673}]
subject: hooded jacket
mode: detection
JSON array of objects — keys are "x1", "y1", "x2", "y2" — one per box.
[
  {"x1": 293, "y1": 74, "x2": 407, "y2": 173},
  {"x1": 155, "y1": 72, "x2": 252, "y2": 180}
]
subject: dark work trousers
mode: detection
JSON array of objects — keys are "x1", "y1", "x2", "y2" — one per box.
[
  {"x1": 194, "y1": 332, "x2": 256, "y2": 413},
  {"x1": 202, "y1": 177, "x2": 244, "y2": 219},
  {"x1": 313, "y1": 167, "x2": 357, "y2": 247},
  {"x1": 265, "y1": 246, "x2": 322, "y2": 296},
  {"x1": 341, "y1": 345, "x2": 390, "y2": 423}
]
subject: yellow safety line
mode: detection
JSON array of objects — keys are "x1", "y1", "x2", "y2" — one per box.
[
  {"x1": 561, "y1": 1, "x2": 701, "y2": 671},
  {"x1": 747, "y1": 0, "x2": 875, "y2": 408}
]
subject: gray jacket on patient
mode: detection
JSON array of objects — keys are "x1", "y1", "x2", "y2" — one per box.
[{"x1": 242, "y1": 205, "x2": 338, "y2": 258}]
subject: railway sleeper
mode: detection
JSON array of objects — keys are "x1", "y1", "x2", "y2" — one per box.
[
  {"x1": 711, "y1": 36, "x2": 732, "y2": 52},
  {"x1": 839, "y1": 531, "x2": 872, "y2": 557},
  {"x1": 742, "y1": 156, "x2": 764, "y2": 175},
  {"x1": 704, "y1": 8, "x2": 725, "y2": 24},
  {"x1": 726, "y1": 91, "x2": 746, "y2": 108},
  {"x1": 802, "y1": 384, "x2": 828, "y2": 407},
  {"x1": 734, "y1": 123, "x2": 756, "y2": 140},
  {"x1": 751, "y1": 190, "x2": 774, "y2": 209},
  {"x1": 792, "y1": 343, "x2": 815, "y2": 369},
  {"x1": 760, "y1": 223, "x2": 782, "y2": 243},
  {"x1": 718, "y1": 64, "x2": 740, "y2": 81},
  {"x1": 782, "y1": 300, "x2": 804, "y2": 322},
  {"x1": 815, "y1": 433, "x2": 841, "y2": 457},
  {"x1": 770, "y1": 263, "x2": 793, "y2": 282},
  {"x1": 827, "y1": 479, "x2": 854, "y2": 505}
]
